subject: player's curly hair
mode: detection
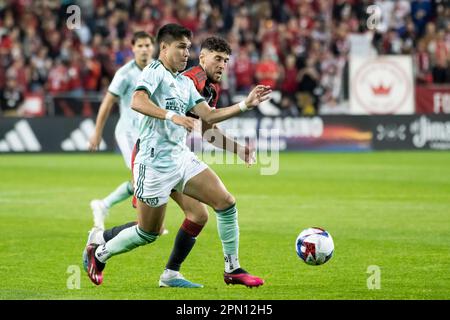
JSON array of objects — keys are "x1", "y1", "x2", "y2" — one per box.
[{"x1": 201, "y1": 37, "x2": 232, "y2": 55}]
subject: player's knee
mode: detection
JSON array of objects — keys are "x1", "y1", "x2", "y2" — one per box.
[
  {"x1": 215, "y1": 193, "x2": 235, "y2": 211},
  {"x1": 185, "y1": 209, "x2": 208, "y2": 225},
  {"x1": 135, "y1": 226, "x2": 159, "y2": 245},
  {"x1": 197, "y1": 210, "x2": 209, "y2": 225}
]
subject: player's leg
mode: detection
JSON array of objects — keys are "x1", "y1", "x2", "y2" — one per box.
[
  {"x1": 83, "y1": 216, "x2": 175, "y2": 272},
  {"x1": 131, "y1": 139, "x2": 168, "y2": 235},
  {"x1": 182, "y1": 167, "x2": 264, "y2": 287},
  {"x1": 159, "y1": 192, "x2": 208, "y2": 288},
  {"x1": 82, "y1": 221, "x2": 136, "y2": 269},
  {"x1": 90, "y1": 182, "x2": 133, "y2": 229},
  {"x1": 90, "y1": 128, "x2": 136, "y2": 229},
  {"x1": 85, "y1": 200, "x2": 164, "y2": 285},
  {"x1": 85, "y1": 162, "x2": 172, "y2": 285},
  {"x1": 83, "y1": 193, "x2": 207, "y2": 287}
]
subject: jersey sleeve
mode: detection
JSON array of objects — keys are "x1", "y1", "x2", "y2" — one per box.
[
  {"x1": 108, "y1": 71, "x2": 128, "y2": 97},
  {"x1": 186, "y1": 79, "x2": 205, "y2": 113},
  {"x1": 134, "y1": 64, "x2": 163, "y2": 97}
]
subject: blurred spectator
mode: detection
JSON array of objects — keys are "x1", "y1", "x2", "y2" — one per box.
[
  {"x1": 435, "y1": 1, "x2": 450, "y2": 30},
  {"x1": 255, "y1": 44, "x2": 281, "y2": 89},
  {"x1": 401, "y1": 18, "x2": 417, "y2": 54},
  {"x1": 112, "y1": 38, "x2": 133, "y2": 66},
  {"x1": 66, "y1": 54, "x2": 84, "y2": 98},
  {"x1": 297, "y1": 56, "x2": 320, "y2": 115},
  {"x1": 411, "y1": 0, "x2": 433, "y2": 35},
  {"x1": 29, "y1": 47, "x2": 51, "y2": 93},
  {"x1": 233, "y1": 46, "x2": 254, "y2": 92},
  {"x1": 46, "y1": 59, "x2": 68, "y2": 95},
  {"x1": 0, "y1": 0, "x2": 448, "y2": 118},
  {"x1": 422, "y1": 22, "x2": 437, "y2": 50},
  {"x1": 320, "y1": 51, "x2": 344, "y2": 111},
  {"x1": 277, "y1": 54, "x2": 300, "y2": 116},
  {"x1": 281, "y1": 54, "x2": 298, "y2": 95},
  {"x1": 415, "y1": 39, "x2": 434, "y2": 84},
  {"x1": 392, "y1": 1, "x2": 411, "y2": 35},
  {"x1": 83, "y1": 52, "x2": 102, "y2": 92},
  {"x1": 430, "y1": 29, "x2": 450, "y2": 83},
  {"x1": 0, "y1": 75, "x2": 24, "y2": 117}
]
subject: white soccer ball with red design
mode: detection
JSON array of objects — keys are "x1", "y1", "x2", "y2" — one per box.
[{"x1": 296, "y1": 227, "x2": 334, "y2": 265}]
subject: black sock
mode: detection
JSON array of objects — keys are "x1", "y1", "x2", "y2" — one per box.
[
  {"x1": 165, "y1": 229, "x2": 196, "y2": 272},
  {"x1": 229, "y1": 268, "x2": 247, "y2": 275},
  {"x1": 103, "y1": 221, "x2": 137, "y2": 242},
  {"x1": 166, "y1": 219, "x2": 203, "y2": 272}
]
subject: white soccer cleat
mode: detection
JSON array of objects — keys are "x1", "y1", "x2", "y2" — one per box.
[
  {"x1": 85, "y1": 226, "x2": 105, "y2": 246},
  {"x1": 82, "y1": 226, "x2": 105, "y2": 272},
  {"x1": 90, "y1": 199, "x2": 108, "y2": 229},
  {"x1": 159, "y1": 270, "x2": 203, "y2": 288}
]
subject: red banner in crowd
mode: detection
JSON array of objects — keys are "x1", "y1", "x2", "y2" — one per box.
[{"x1": 415, "y1": 85, "x2": 450, "y2": 114}]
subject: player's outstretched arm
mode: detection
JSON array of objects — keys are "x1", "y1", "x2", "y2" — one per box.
[
  {"x1": 131, "y1": 90, "x2": 195, "y2": 131},
  {"x1": 202, "y1": 121, "x2": 255, "y2": 166},
  {"x1": 193, "y1": 85, "x2": 271, "y2": 125},
  {"x1": 89, "y1": 92, "x2": 118, "y2": 151}
]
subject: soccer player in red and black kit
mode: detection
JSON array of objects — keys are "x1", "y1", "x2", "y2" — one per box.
[{"x1": 85, "y1": 36, "x2": 265, "y2": 288}]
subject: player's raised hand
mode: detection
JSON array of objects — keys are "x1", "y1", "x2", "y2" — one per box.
[
  {"x1": 172, "y1": 114, "x2": 195, "y2": 132},
  {"x1": 244, "y1": 85, "x2": 272, "y2": 109},
  {"x1": 88, "y1": 133, "x2": 102, "y2": 151}
]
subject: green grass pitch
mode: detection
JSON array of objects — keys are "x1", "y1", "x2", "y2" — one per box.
[{"x1": 0, "y1": 151, "x2": 449, "y2": 300}]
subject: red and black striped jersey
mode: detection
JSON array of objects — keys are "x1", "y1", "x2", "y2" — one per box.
[{"x1": 183, "y1": 65, "x2": 221, "y2": 109}]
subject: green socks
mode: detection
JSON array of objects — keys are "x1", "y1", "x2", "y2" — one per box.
[
  {"x1": 215, "y1": 204, "x2": 241, "y2": 272},
  {"x1": 103, "y1": 181, "x2": 134, "y2": 208},
  {"x1": 95, "y1": 225, "x2": 158, "y2": 263}
]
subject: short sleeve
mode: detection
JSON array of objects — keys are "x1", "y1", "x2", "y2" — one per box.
[
  {"x1": 134, "y1": 63, "x2": 163, "y2": 97},
  {"x1": 186, "y1": 79, "x2": 205, "y2": 113},
  {"x1": 108, "y1": 71, "x2": 128, "y2": 97}
]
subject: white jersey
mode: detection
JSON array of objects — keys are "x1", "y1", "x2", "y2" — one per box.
[
  {"x1": 108, "y1": 59, "x2": 148, "y2": 169},
  {"x1": 134, "y1": 59, "x2": 205, "y2": 172},
  {"x1": 108, "y1": 59, "x2": 146, "y2": 130}
]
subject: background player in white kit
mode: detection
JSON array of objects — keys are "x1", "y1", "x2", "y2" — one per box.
[{"x1": 88, "y1": 31, "x2": 156, "y2": 230}]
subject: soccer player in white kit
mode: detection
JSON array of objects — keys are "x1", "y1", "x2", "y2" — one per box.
[
  {"x1": 88, "y1": 32, "x2": 155, "y2": 229},
  {"x1": 85, "y1": 24, "x2": 271, "y2": 287}
]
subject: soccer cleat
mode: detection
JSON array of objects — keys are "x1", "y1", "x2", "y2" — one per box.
[
  {"x1": 223, "y1": 269, "x2": 264, "y2": 288},
  {"x1": 85, "y1": 244, "x2": 105, "y2": 285},
  {"x1": 82, "y1": 227, "x2": 104, "y2": 272},
  {"x1": 90, "y1": 199, "x2": 108, "y2": 229},
  {"x1": 159, "y1": 270, "x2": 203, "y2": 288}
]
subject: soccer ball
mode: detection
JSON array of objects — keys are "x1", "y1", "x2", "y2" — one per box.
[{"x1": 295, "y1": 227, "x2": 334, "y2": 265}]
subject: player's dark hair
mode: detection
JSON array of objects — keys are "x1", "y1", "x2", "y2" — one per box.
[
  {"x1": 156, "y1": 23, "x2": 192, "y2": 45},
  {"x1": 201, "y1": 36, "x2": 232, "y2": 55},
  {"x1": 131, "y1": 31, "x2": 154, "y2": 45}
]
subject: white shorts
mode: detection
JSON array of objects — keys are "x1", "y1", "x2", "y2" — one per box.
[
  {"x1": 133, "y1": 151, "x2": 208, "y2": 207},
  {"x1": 115, "y1": 123, "x2": 139, "y2": 170}
]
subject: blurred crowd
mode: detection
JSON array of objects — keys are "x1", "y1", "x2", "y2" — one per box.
[{"x1": 0, "y1": 0, "x2": 449, "y2": 116}]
